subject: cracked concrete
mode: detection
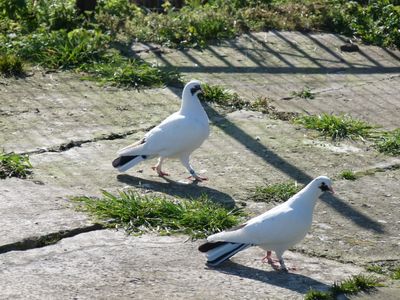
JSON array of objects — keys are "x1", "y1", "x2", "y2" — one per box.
[{"x1": 1, "y1": 31, "x2": 400, "y2": 299}]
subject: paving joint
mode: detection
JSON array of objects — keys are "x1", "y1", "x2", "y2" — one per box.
[
  {"x1": 0, "y1": 223, "x2": 105, "y2": 255},
  {"x1": 19, "y1": 126, "x2": 154, "y2": 156}
]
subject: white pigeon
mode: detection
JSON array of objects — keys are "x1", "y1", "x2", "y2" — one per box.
[
  {"x1": 112, "y1": 80, "x2": 210, "y2": 181},
  {"x1": 198, "y1": 176, "x2": 334, "y2": 271}
]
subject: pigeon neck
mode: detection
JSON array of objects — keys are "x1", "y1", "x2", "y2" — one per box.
[
  {"x1": 289, "y1": 182, "x2": 322, "y2": 210},
  {"x1": 180, "y1": 94, "x2": 204, "y2": 116}
]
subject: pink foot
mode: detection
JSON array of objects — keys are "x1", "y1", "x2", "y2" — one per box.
[
  {"x1": 187, "y1": 175, "x2": 208, "y2": 182},
  {"x1": 152, "y1": 166, "x2": 170, "y2": 177},
  {"x1": 261, "y1": 251, "x2": 281, "y2": 271}
]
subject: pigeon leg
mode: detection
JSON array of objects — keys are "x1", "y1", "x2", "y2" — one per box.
[
  {"x1": 278, "y1": 258, "x2": 288, "y2": 272},
  {"x1": 180, "y1": 155, "x2": 208, "y2": 181},
  {"x1": 152, "y1": 157, "x2": 169, "y2": 177},
  {"x1": 262, "y1": 251, "x2": 281, "y2": 270},
  {"x1": 275, "y1": 252, "x2": 290, "y2": 272}
]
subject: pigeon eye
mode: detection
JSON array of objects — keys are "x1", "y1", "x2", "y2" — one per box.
[
  {"x1": 319, "y1": 182, "x2": 329, "y2": 192},
  {"x1": 190, "y1": 85, "x2": 201, "y2": 95}
]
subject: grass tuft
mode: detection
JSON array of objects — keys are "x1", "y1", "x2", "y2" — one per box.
[
  {"x1": 0, "y1": 152, "x2": 32, "y2": 179},
  {"x1": 72, "y1": 190, "x2": 244, "y2": 238},
  {"x1": 392, "y1": 266, "x2": 400, "y2": 280},
  {"x1": 305, "y1": 274, "x2": 382, "y2": 300},
  {"x1": 200, "y1": 83, "x2": 250, "y2": 110},
  {"x1": 375, "y1": 129, "x2": 400, "y2": 156},
  {"x1": 12, "y1": 28, "x2": 109, "y2": 69},
  {"x1": 252, "y1": 181, "x2": 301, "y2": 203},
  {"x1": 366, "y1": 265, "x2": 385, "y2": 275},
  {"x1": 83, "y1": 54, "x2": 182, "y2": 88},
  {"x1": 0, "y1": 53, "x2": 24, "y2": 76},
  {"x1": 304, "y1": 289, "x2": 332, "y2": 300},
  {"x1": 294, "y1": 113, "x2": 376, "y2": 140},
  {"x1": 125, "y1": 4, "x2": 236, "y2": 48},
  {"x1": 331, "y1": 274, "x2": 382, "y2": 296},
  {"x1": 340, "y1": 170, "x2": 357, "y2": 181},
  {"x1": 292, "y1": 86, "x2": 314, "y2": 99}
]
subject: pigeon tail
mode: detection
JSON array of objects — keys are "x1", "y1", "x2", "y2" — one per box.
[
  {"x1": 112, "y1": 155, "x2": 146, "y2": 172},
  {"x1": 199, "y1": 241, "x2": 250, "y2": 267}
]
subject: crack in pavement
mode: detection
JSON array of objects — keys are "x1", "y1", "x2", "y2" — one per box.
[
  {"x1": 19, "y1": 126, "x2": 155, "y2": 156},
  {"x1": 0, "y1": 223, "x2": 105, "y2": 255}
]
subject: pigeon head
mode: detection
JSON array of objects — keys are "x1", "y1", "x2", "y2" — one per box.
[
  {"x1": 314, "y1": 176, "x2": 334, "y2": 194},
  {"x1": 184, "y1": 80, "x2": 203, "y2": 97}
]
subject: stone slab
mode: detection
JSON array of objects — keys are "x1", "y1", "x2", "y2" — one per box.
[{"x1": 0, "y1": 230, "x2": 365, "y2": 300}]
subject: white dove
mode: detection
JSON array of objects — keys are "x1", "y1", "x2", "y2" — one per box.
[
  {"x1": 198, "y1": 176, "x2": 334, "y2": 271},
  {"x1": 112, "y1": 80, "x2": 210, "y2": 181}
]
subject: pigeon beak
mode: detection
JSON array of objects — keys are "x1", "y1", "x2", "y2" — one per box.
[{"x1": 328, "y1": 186, "x2": 335, "y2": 194}]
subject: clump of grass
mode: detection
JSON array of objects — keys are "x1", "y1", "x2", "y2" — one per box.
[
  {"x1": 0, "y1": 53, "x2": 24, "y2": 76},
  {"x1": 294, "y1": 113, "x2": 376, "y2": 140},
  {"x1": 250, "y1": 96, "x2": 275, "y2": 114},
  {"x1": 340, "y1": 170, "x2": 357, "y2": 181},
  {"x1": 375, "y1": 129, "x2": 400, "y2": 156},
  {"x1": 200, "y1": 83, "x2": 250, "y2": 110},
  {"x1": 252, "y1": 181, "x2": 301, "y2": 203},
  {"x1": 11, "y1": 28, "x2": 109, "y2": 69},
  {"x1": 0, "y1": 152, "x2": 32, "y2": 179},
  {"x1": 83, "y1": 54, "x2": 181, "y2": 88},
  {"x1": 391, "y1": 266, "x2": 400, "y2": 280},
  {"x1": 304, "y1": 274, "x2": 382, "y2": 300},
  {"x1": 125, "y1": 4, "x2": 236, "y2": 48},
  {"x1": 73, "y1": 190, "x2": 244, "y2": 238},
  {"x1": 366, "y1": 265, "x2": 385, "y2": 275},
  {"x1": 304, "y1": 289, "x2": 332, "y2": 300},
  {"x1": 331, "y1": 274, "x2": 382, "y2": 296},
  {"x1": 292, "y1": 86, "x2": 314, "y2": 99}
]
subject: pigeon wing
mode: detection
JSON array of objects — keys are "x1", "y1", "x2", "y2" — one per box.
[
  {"x1": 208, "y1": 204, "x2": 309, "y2": 246},
  {"x1": 128, "y1": 113, "x2": 208, "y2": 157}
]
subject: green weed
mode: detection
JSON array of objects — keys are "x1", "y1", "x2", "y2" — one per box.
[
  {"x1": 199, "y1": 84, "x2": 249, "y2": 110},
  {"x1": 375, "y1": 129, "x2": 400, "y2": 156},
  {"x1": 252, "y1": 181, "x2": 301, "y2": 203},
  {"x1": 83, "y1": 54, "x2": 182, "y2": 88},
  {"x1": 72, "y1": 190, "x2": 244, "y2": 238},
  {"x1": 10, "y1": 28, "x2": 109, "y2": 69},
  {"x1": 366, "y1": 265, "x2": 385, "y2": 275},
  {"x1": 331, "y1": 274, "x2": 382, "y2": 296},
  {"x1": 305, "y1": 274, "x2": 382, "y2": 300},
  {"x1": 125, "y1": 4, "x2": 236, "y2": 48},
  {"x1": 294, "y1": 113, "x2": 376, "y2": 140},
  {"x1": 0, "y1": 152, "x2": 32, "y2": 179},
  {"x1": 340, "y1": 170, "x2": 357, "y2": 181},
  {"x1": 292, "y1": 86, "x2": 314, "y2": 99},
  {"x1": 391, "y1": 266, "x2": 400, "y2": 280},
  {"x1": 0, "y1": 53, "x2": 24, "y2": 76},
  {"x1": 304, "y1": 289, "x2": 332, "y2": 300}
]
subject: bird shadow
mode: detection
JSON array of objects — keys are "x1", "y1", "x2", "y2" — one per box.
[
  {"x1": 211, "y1": 261, "x2": 331, "y2": 294},
  {"x1": 117, "y1": 174, "x2": 236, "y2": 208}
]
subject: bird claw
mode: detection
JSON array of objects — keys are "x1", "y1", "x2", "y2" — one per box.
[
  {"x1": 151, "y1": 166, "x2": 169, "y2": 177},
  {"x1": 187, "y1": 175, "x2": 208, "y2": 182}
]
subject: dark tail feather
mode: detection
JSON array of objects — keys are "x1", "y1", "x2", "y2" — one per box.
[
  {"x1": 200, "y1": 242, "x2": 250, "y2": 267},
  {"x1": 198, "y1": 241, "x2": 227, "y2": 253},
  {"x1": 112, "y1": 155, "x2": 138, "y2": 168}
]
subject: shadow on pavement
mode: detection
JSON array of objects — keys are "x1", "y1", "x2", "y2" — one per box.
[
  {"x1": 212, "y1": 260, "x2": 331, "y2": 294},
  {"x1": 117, "y1": 174, "x2": 236, "y2": 208}
]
